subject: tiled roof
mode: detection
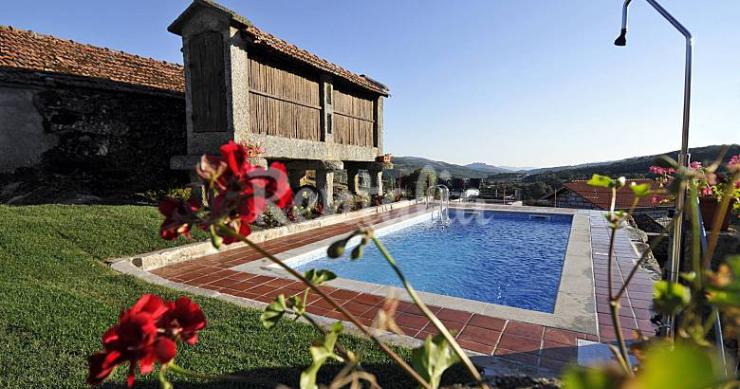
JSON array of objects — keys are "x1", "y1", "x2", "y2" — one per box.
[
  {"x1": 243, "y1": 25, "x2": 388, "y2": 95},
  {"x1": 562, "y1": 179, "x2": 666, "y2": 210},
  {"x1": 0, "y1": 25, "x2": 184, "y2": 93},
  {"x1": 168, "y1": 0, "x2": 388, "y2": 96}
]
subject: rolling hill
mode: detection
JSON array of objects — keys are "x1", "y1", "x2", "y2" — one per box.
[
  {"x1": 390, "y1": 157, "x2": 511, "y2": 179},
  {"x1": 391, "y1": 144, "x2": 739, "y2": 183},
  {"x1": 520, "y1": 144, "x2": 740, "y2": 182}
]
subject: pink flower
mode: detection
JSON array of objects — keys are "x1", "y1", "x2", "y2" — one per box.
[
  {"x1": 728, "y1": 155, "x2": 740, "y2": 173},
  {"x1": 728, "y1": 154, "x2": 740, "y2": 166},
  {"x1": 649, "y1": 166, "x2": 675, "y2": 175},
  {"x1": 689, "y1": 161, "x2": 703, "y2": 170}
]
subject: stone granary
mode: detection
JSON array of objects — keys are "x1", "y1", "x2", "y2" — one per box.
[{"x1": 169, "y1": 0, "x2": 390, "y2": 206}]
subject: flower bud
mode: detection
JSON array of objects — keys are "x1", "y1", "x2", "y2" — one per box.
[
  {"x1": 327, "y1": 239, "x2": 347, "y2": 258},
  {"x1": 351, "y1": 245, "x2": 363, "y2": 260}
]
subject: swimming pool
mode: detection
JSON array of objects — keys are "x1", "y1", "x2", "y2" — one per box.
[{"x1": 295, "y1": 209, "x2": 573, "y2": 313}]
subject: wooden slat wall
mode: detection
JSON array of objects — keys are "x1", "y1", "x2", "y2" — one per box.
[
  {"x1": 333, "y1": 88, "x2": 375, "y2": 147},
  {"x1": 188, "y1": 31, "x2": 227, "y2": 133},
  {"x1": 248, "y1": 56, "x2": 321, "y2": 141}
]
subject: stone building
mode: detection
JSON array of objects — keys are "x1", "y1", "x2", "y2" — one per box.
[
  {"x1": 168, "y1": 0, "x2": 390, "y2": 206},
  {"x1": 0, "y1": 25, "x2": 187, "y2": 199},
  {"x1": 1, "y1": 1, "x2": 389, "y2": 204}
]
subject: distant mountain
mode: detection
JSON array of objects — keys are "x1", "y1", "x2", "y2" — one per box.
[
  {"x1": 498, "y1": 166, "x2": 536, "y2": 172},
  {"x1": 521, "y1": 144, "x2": 740, "y2": 181},
  {"x1": 391, "y1": 144, "x2": 739, "y2": 182},
  {"x1": 464, "y1": 162, "x2": 511, "y2": 174},
  {"x1": 391, "y1": 157, "x2": 498, "y2": 179}
]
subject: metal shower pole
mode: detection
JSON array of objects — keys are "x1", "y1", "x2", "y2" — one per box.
[{"x1": 615, "y1": 0, "x2": 693, "y2": 338}]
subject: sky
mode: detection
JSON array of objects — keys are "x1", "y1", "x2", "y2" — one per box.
[{"x1": 2, "y1": 1, "x2": 738, "y2": 168}]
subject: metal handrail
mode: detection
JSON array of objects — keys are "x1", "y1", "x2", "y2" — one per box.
[{"x1": 426, "y1": 185, "x2": 450, "y2": 225}]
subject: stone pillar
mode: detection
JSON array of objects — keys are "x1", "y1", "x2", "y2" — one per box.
[
  {"x1": 373, "y1": 96, "x2": 384, "y2": 153},
  {"x1": 315, "y1": 160, "x2": 343, "y2": 208},
  {"x1": 320, "y1": 74, "x2": 334, "y2": 142},
  {"x1": 315, "y1": 168, "x2": 334, "y2": 208},
  {"x1": 346, "y1": 167, "x2": 360, "y2": 194},
  {"x1": 228, "y1": 26, "x2": 251, "y2": 143},
  {"x1": 169, "y1": 4, "x2": 251, "y2": 156},
  {"x1": 370, "y1": 169, "x2": 384, "y2": 196}
]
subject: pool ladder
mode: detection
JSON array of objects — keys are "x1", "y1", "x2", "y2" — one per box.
[{"x1": 426, "y1": 185, "x2": 450, "y2": 227}]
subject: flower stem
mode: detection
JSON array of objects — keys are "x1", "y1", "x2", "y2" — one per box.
[
  {"x1": 371, "y1": 236, "x2": 489, "y2": 389},
  {"x1": 701, "y1": 171, "x2": 739, "y2": 269},
  {"x1": 605, "y1": 190, "x2": 633, "y2": 374},
  {"x1": 217, "y1": 225, "x2": 432, "y2": 389},
  {"x1": 615, "y1": 216, "x2": 679, "y2": 301}
]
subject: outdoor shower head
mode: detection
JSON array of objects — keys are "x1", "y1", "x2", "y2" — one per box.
[
  {"x1": 614, "y1": 28, "x2": 627, "y2": 46},
  {"x1": 615, "y1": 0, "x2": 633, "y2": 46}
]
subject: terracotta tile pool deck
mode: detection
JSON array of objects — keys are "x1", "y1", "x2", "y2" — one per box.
[{"x1": 149, "y1": 205, "x2": 658, "y2": 373}]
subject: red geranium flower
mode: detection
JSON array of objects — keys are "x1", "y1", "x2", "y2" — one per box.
[
  {"x1": 160, "y1": 141, "x2": 292, "y2": 243},
  {"x1": 160, "y1": 297, "x2": 207, "y2": 345},
  {"x1": 87, "y1": 295, "x2": 175, "y2": 387},
  {"x1": 159, "y1": 198, "x2": 201, "y2": 240}
]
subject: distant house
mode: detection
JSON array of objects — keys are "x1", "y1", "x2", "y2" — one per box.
[{"x1": 542, "y1": 179, "x2": 673, "y2": 217}]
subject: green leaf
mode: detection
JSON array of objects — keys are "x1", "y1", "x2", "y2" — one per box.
[
  {"x1": 350, "y1": 245, "x2": 363, "y2": 260},
  {"x1": 587, "y1": 174, "x2": 614, "y2": 188},
  {"x1": 288, "y1": 295, "x2": 306, "y2": 315},
  {"x1": 411, "y1": 334, "x2": 461, "y2": 389},
  {"x1": 561, "y1": 366, "x2": 623, "y2": 389},
  {"x1": 304, "y1": 269, "x2": 337, "y2": 286},
  {"x1": 652, "y1": 281, "x2": 690, "y2": 315},
  {"x1": 631, "y1": 342, "x2": 719, "y2": 389},
  {"x1": 300, "y1": 322, "x2": 344, "y2": 389},
  {"x1": 707, "y1": 255, "x2": 740, "y2": 307},
  {"x1": 260, "y1": 294, "x2": 288, "y2": 329},
  {"x1": 630, "y1": 182, "x2": 652, "y2": 198}
]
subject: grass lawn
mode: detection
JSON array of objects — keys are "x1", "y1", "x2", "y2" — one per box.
[{"x1": 0, "y1": 205, "x2": 468, "y2": 388}]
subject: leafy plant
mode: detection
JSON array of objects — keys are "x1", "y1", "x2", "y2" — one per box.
[{"x1": 564, "y1": 147, "x2": 740, "y2": 388}]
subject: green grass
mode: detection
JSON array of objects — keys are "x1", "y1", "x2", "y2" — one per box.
[{"x1": 0, "y1": 205, "x2": 467, "y2": 388}]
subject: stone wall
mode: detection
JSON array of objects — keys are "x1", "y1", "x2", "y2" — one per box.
[{"x1": 0, "y1": 69, "x2": 188, "y2": 202}]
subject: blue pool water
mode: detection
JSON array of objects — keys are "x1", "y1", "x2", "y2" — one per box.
[{"x1": 296, "y1": 210, "x2": 572, "y2": 313}]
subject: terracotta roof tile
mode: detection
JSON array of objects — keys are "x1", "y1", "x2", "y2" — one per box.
[
  {"x1": 243, "y1": 25, "x2": 388, "y2": 95},
  {"x1": 562, "y1": 179, "x2": 668, "y2": 210},
  {"x1": 0, "y1": 25, "x2": 184, "y2": 93}
]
